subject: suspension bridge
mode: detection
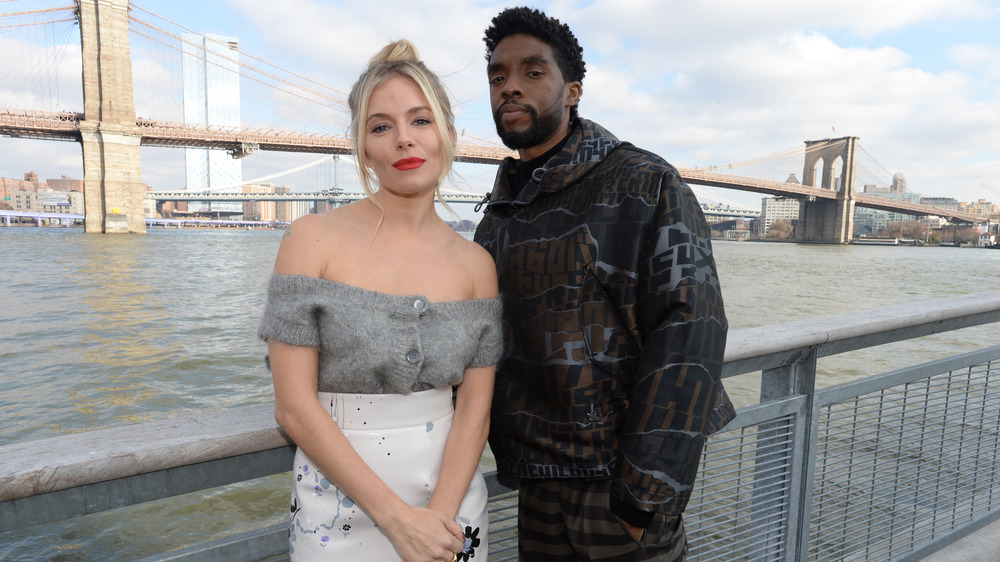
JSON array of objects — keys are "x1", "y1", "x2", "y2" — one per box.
[{"x1": 0, "y1": 0, "x2": 984, "y2": 241}]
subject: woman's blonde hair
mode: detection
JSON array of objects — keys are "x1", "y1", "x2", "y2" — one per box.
[{"x1": 347, "y1": 40, "x2": 456, "y2": 216}]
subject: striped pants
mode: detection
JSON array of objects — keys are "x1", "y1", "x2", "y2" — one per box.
[{"x1": 517, "y1": 479, "x2": 687, "y2": 561}]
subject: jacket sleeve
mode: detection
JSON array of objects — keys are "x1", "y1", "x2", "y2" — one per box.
[{"x1": 610, "y1": 168, "x2": 736, "y2": 519}]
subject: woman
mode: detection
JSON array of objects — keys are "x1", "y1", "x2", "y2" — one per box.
[{"x1": 258, "y1": 40, "x2": 500, "y2": 562}]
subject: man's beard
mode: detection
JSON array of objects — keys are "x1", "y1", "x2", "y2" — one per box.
[{"x1": 493, "y1": 97, "x2": 565, "y2": 151}]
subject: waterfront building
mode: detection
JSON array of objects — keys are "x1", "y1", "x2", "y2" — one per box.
[
  {"x1": 273, "y1": 185, "x2": 310, "y2": 223},
  {"x1": 45, "y1": 175, "x2": 84, "y2": 193},
  {"x1": 1, "y1": 172, "x2": 47, "y2": 209},
  {"x1": 182, "y1": 33, "x2": 242, "y2": 214},
  {"x1": 853, "y1": 185, "x2": 922, "y2": 235},
  {"x1": 242, "y1": 183, "x2": 276, "y2": 222},
  {"x1": 961, "y1": 198, "x2": 1000, "y2": 222},
  {"x1": 760, "y1": 197, "x2": 800, "y2": 237},
  {"x1": 10, "y1": 188, "x2": 84, "y2": 215}
]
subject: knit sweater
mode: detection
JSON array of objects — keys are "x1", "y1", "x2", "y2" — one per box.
[{"x1": 257, "y1": 274, "x2": 503, "y2": 394}]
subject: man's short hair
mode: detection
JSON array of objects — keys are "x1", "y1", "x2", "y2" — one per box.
[{"x1": 483, "y1": 6, "x2": 587, "y2": 86}]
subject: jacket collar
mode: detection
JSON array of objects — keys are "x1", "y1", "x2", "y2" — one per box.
[{"x1": 487, "y1": 118, "x2": 623, "y2": 208}]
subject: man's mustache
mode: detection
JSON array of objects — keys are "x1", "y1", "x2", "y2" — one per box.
[{"x1": 494, "y1": 101, "x2": 534, "y2": 120}]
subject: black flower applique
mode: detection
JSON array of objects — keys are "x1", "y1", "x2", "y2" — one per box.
[{"x1": 457, "y1": 526, "x2": 480, "y2": 560}]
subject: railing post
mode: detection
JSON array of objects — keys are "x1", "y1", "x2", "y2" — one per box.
[{"x1": 752, "y1": 349, "x2": 817, "y2": 561}]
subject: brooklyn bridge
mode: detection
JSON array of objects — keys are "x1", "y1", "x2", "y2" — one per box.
[{"x1": 0, "y1": 0, "x2": 984, "y2": 241}]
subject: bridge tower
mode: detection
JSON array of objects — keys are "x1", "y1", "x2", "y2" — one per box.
[
  {"x1": 797, "y1": 136, "x2": 858, "y2": 244},
  {"x1": 78, "y1": 0, "x2": 146, "y2": 233}
]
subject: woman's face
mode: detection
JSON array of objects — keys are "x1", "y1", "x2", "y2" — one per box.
[{"x1": 363, "y1": 76, "x2": 445, "y2": 199}]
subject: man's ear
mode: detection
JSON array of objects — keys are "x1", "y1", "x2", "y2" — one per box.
[{"x1": 566, "y1": 81, "x2": 582, "y2": 107}]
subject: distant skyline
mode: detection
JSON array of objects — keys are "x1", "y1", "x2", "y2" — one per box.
[{"x1": 0, "y1": 0, "x2": 997, "y2": 217}]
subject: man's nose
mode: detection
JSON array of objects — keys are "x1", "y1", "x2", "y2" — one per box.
[{"x1": 501, "y1": 77, "x2": 522, "y2": 98}]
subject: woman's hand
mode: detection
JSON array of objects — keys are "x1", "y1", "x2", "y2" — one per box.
[{"x1": 385, "y1": 504, "x2": 465, "y2": 562}]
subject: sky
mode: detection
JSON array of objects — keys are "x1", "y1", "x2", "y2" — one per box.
[{"x1": 1, "y1": 0, "x2": 998, "y2": 219}]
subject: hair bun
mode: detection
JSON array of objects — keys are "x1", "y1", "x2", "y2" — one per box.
[{"x1": 368, "y1": 39, "x2": 420, "y2": 68}]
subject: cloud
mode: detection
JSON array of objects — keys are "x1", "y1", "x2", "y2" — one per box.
[
  {"x1": 1, "y1": 0, "x2": 996, "y2": 208},
  {"x1": 949, "y1": 43, "x2": 1000, "y2": 80}
]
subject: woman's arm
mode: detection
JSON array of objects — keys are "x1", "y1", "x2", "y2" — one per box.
[
  {"x1": 426, "y1": 364, "x2": 494, "y2": 518},
  {"x1": 426, "y1": 240, "x2": 500, "y2": 518}
]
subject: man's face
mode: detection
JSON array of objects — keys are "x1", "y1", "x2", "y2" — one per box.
[{"x1": 487, "y1": 34, "x2": 580, "y2": 156}]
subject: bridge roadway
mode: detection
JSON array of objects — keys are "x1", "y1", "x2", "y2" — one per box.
[
  {"x1": 147, "y1": 191, "x2": 485, "y2": 205},
  {"x1": 148, "y1": 191, "x2": 761, "y2": 218},
  {"x1": 0, "y1": 109, "x2": 513, "y2": 165},
  {"x1": 0, "y1": 109, "x2": 982, "y2": 224}
]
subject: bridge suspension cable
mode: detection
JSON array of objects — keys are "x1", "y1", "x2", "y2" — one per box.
[
  {"x1": 700, "y1": 145, "x2": 804, "y2": 171},
  {"x1": 126, "y1": 16, "x2": 351, "y2": 123},
  {"x1": 127, "y1": 1, "x2": 352, "y2": 133},
  {"x1": 0, "y1": 4, "x2": 79, "y2": 113},
  {"x1": 129, "y1": 2, "x2": 350, "y2": 99}
]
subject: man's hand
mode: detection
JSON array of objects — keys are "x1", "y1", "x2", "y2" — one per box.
[{"x1": 623, "y1": 520, "x2": 645, "y2": 542}]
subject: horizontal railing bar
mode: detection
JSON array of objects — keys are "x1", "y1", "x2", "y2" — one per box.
[
  {"x1": 0, "y1": 403, "x2": 291, "y2": 503},
  {"x1": 0, "y1": 447, "x2": 294, "y2": 532},
  {"x1": 722, "y1": 290, "x2": 1000, "y2": 377},
  {"x1": 815, "y1": 347, "x2": 1000, "y2": 407}
]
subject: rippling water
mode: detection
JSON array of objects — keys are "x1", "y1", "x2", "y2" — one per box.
[{"x1": 1, "y1": 227, "x2": 998, "y2": 560}]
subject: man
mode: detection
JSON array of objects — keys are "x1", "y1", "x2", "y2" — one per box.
[{"x1": 473, "y1": 6, "x2": 736, "y2": 561}]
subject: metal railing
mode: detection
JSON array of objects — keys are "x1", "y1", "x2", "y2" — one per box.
[{"x1": 3, "y1": 290, "x2": 1000, "y2": 560}]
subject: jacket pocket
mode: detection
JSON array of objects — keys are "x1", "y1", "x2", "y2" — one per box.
[{"x1": 578, "y1": 266, "x2": 639, "y2": 383}]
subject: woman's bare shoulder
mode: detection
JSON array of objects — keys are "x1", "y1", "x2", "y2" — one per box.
[
  {"x1": 453, "y1": 234, "x2": 498, "y2": 299},
  {"x1": 272, "y1": 205, "x2": 367, "y2": 277}
]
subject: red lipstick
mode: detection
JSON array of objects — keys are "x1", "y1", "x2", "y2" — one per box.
[{"x1": 392, "y1": 157, "x2": 425, "y2": 170}]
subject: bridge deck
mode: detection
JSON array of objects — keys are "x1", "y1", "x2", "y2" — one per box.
[{"x1": 0, "y1": 109, "x2": 983, "y2": 223}]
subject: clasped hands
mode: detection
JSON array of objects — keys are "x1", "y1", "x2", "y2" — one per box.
[{"x1": 388, "y1": 504, "x2": 465, "y2": 562}]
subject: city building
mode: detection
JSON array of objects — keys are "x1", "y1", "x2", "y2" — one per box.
[
  {"x1": 242, "y1": 183, "x2": 276, "y2": 221},
  {"x1": 46, "y1": 175, "x2": 84, "y2": 193},
  {"x1": 760, "y1": 197, "x2": 800, "y2": 237},
  {"x1": 853, "y1": 185, "x2": 922, "y2": 235},
  {"x1": 273, "y1": 185, "x2": 311, "y2": 223},
  {"x1": 961, "y1": 199, "x2": 1000, "y2": 222},
  {"x1": 922, "y1": 197, "x2": 960, "y2": 213},
  {"x1": 2, "y1": 172, "x2": 47, "y2": 209},
  {"x1": 10, "y1": 188, "x2": 84, "y2": 214},
  {"x1": 891, "y1": 173, "x2": 907, "y2": 193},
  {"x1": 182, "y1": 32, "x2": 242, "y2": 214}
]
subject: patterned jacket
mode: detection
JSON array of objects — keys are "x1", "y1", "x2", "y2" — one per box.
[{"x1": 474, "y1": 118, "x2": 736, "y2": 517}]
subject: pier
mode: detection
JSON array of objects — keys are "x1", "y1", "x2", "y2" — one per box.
[{"x1": 3, "y1": 291, "x2": 999, "y2": 560}]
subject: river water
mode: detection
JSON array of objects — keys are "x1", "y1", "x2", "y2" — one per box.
[{"x1": 1, "y1": 227, "x2": 998, "y2": 560}]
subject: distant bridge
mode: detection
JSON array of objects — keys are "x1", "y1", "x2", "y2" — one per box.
[
  {"x1": 145, "y1": 190, "x2": 484, "y2": 204},
  {"x1": 0, "y1": 110, "x2": 511, "y2": 164},
  {"x1": 0, "y1": 1, "x2": 986, "y2": 241}
]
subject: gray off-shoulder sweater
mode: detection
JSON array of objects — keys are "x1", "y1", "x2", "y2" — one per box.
[{"x1": 257, "y1": 274, "x2": 503, "y2": 394}]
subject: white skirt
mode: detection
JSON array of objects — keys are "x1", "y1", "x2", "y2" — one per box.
[{"x1": 288, "y1": 388, "x2": 489, "y2": 561}]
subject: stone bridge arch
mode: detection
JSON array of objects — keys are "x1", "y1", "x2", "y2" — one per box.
[{"x1": 798, "y1": 136, "x2": 858, "y2": 243}]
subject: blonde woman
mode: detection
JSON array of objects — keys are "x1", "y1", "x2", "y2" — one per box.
[{"x1": 258, "y1": 40, "x2": 499, "y2": 562}]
